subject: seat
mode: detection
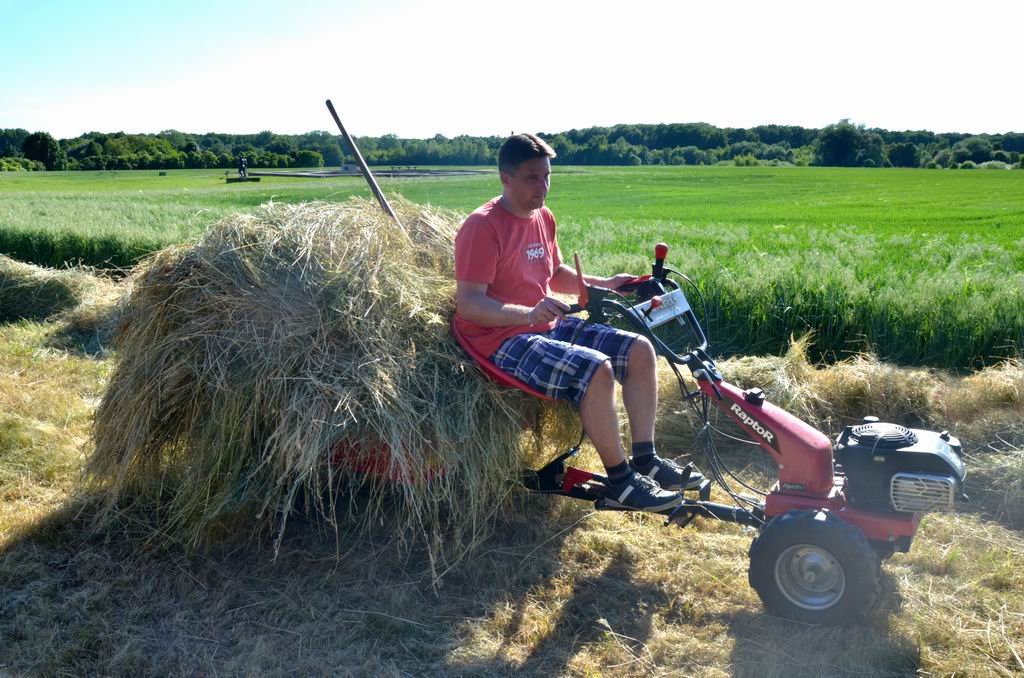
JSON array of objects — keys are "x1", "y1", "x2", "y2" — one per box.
[{"x1": 451, "y1": 318, "x2": 553, "y2": 401}]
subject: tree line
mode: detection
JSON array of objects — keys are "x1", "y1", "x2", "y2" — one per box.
[{"x1": 2, "y1": 121, "x2": 1022, "y2": 172}]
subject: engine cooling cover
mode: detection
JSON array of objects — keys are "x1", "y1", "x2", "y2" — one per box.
[{"x1": 835, "y1": 421, "x2": 966, "y2": 513}]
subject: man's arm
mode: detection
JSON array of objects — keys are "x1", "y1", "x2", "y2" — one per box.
[
  {"x1": 549, "y1": 264, "x2": 636, "y2": 295},
  {"x1": 457, "y1": 281, "x2": 569, "y2": 327}
]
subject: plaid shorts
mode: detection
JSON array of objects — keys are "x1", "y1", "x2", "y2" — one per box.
[{"x1": 491, "y1": 317, "x2": 638, "y2": 406}]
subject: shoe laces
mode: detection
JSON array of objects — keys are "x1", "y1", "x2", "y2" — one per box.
[
  {"x1": 655, "y1": 455, "x2": 685, "y2": 472},
  {"x1": 631, "y1": 474, "x2": 663, "y2": 492}
]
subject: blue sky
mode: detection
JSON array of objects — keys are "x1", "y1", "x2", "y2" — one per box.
[{"x1": 3, "y1": 0, "x2": 1022, "y2": 139}]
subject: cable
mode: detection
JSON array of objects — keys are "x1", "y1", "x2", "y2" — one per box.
[
  {"x1": 690, "y1": 384, "x2": 769, "y2": 499},
  {"x1": 680, "y1": 386, "x2": 767, "y2": 518},
  {"x1": 707, "y1": 433, "x2": 768, "y2": 499},
  {"x1": 706, "y1": 423, "x2": 762, "y2": 447},
  {"x1": 666, "y1": 267, "x2": 710, "y2": 345}
]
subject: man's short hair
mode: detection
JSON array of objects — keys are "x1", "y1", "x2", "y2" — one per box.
[{"x1": 498, "y1": 133, "x2": 556, "y2": 175}]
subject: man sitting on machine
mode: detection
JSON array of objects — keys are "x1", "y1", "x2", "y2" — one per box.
[{"x1": 454, "y1": 133, "x2": 704, "y2": 512}]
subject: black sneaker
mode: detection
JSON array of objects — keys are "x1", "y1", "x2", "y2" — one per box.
[
  {"x1": 603, "y1": 472, "x2": 682, "y2": 512},
  {"x1": 632, "y1": 455, "x2": 706, "y2": 491}
]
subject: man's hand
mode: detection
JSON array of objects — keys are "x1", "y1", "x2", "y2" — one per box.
[
  {"x1": 529, "y1": 296, "x2": 571, "y2": 324},
  {"x1": 600, "y1": 273, "x2": 638, "y2": 290},
  {"x1": 458, "y1": 282, "x2": 573, "y2": 327},
  {"x1": 550, "y1": 265, "x2": 639, "y2": 295}
]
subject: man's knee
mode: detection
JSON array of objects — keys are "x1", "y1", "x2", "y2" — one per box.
[{"x1": 628, "y1": 336, "x2": 656, "y2": 370}]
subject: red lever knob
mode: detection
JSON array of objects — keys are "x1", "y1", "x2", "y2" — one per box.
[
  {"x1": 650, "y1": 296, "x2": 662, "y2": 308},
  {"x1": 655, "y1": 243, "x2": 669, "y2": 260}
]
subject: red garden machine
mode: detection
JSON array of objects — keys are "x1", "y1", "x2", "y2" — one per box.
[{"x1": 453, "y1": 244, "x2": 968, "y2": 625}]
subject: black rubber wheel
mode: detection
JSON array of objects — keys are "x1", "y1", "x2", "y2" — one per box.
[{"x1": 748, "y1": 510, "x2": 880, "y2": 625}]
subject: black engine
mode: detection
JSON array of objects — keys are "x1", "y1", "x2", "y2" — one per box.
[{"x1": 835, "y1": 418, "x2": 967, "y2": 513}]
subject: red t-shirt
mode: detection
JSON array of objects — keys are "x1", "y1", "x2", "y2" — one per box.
[{"x1": 454, "y1": 197, "x2": 563, "y2": 357}]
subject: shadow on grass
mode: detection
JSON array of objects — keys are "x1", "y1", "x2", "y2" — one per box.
[
  {"x1": 448, "y1": 550, "x2": 664, "y2": 675},
  {"x1": 41, "y1": 286, "x2": 122, "y2": 358},
  {"x1": 0, "y1": 491, "x2": 591, "y2": 676},
  {"x1": 1, "y1": 487, "x2": 931, "y2": 676},
  {"x1": 722, "y1": 569, "x2": 918, "y2": 677},
  {"x1": 43, "y1": 317, "x2": 117, "y2": 358}
]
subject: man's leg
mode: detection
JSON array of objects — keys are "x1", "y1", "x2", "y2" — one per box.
[
  {"x1": 493, "y1": 333, "x2": 627, "y2": 466},
  {"x1": 576, "y1": 359, "x2": 680, "y2": 510},
  {"x1": 620, "y1": 336, "x2": 657, "y2": 444},
  {"x1": 491, "y1": 331, "x2": 681, "y2": 511},
  {"x1": 569, "y1": 324, "x2": 704, "y2": 491},
  {"x1": 578, "y1": 359, "x2": 626, "y2": 468},
  {"x1": 556, "y1": 320, "x2": 659, "y2": 448}
]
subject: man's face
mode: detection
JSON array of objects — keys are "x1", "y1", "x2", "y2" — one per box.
[{"x1": 501, "y1": 156, "x2": 551, "y2": 214}]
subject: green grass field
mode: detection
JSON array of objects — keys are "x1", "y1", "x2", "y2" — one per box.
[
  {"x1": 2, "y1": 166, "x2": 1023, "y2": 367},
  {"x1": 4, "y1": 166, "x2": 1023, "y2": 244}
]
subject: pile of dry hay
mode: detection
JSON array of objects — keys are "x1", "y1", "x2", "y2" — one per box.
[{"x1": 88, "y1": 198, "x2": 576, "y2": 556}]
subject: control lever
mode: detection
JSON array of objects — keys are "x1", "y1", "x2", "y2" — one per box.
[
  {"x1": 642, "y1": 295, "x2": 662, "y2": 320},
  {"x1": 568, "y1": 253, "x2": 610, "y2": 322},
  {"x1": 653, "y1": 242, "x2": 668, "y2": 280}
]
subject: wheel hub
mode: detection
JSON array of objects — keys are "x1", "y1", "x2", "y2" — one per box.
[{"x1": 775, "y1": 544, "x2": 846, "y2": 610}]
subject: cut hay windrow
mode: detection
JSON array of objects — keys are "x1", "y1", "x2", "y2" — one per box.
[
  {"x1": 0, "y1": 254, "x2": 123, "y2": 354},
  {"x1": 0, "y1": 254, "x2": 106, "y2": 322},
  {"x1": 658, "y1": 335, "x2": 1024, "y2": 447},
  {"x1": 88, "y1": 198, "x2": 577, "y2": 558}
]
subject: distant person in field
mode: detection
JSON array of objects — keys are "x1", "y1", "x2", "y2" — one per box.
[{"x1": 454, "y1": 133, "x2": 704, "y2": 512}]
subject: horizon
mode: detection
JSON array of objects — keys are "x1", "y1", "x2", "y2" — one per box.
[
  {"x1": 11, "y1": 118, "x2": 1023, "y2": 143},
  {"x1": 4, "y1": 0, "x2": 1023, "y2": 139}
]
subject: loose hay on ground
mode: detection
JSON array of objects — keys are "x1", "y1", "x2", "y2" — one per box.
[
  {"x1": 5, "y1": 231, "x2": 1024, "y2": 673},
  {"x1": 87, "y1": 198, "x2": 578, "y2": 562},
  {"x1": 657, "y1": 336, "x2": 1024, "y2": 444},
  {"x1": 0, "y1": 254, "x2": 118, "y2": 323}
]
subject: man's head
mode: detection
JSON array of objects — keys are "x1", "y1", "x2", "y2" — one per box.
[
  {"x1": 498, "y1": 133, "x2": 556, "y2": 217},
  {"x1": 498, "y1": 133, "x2": 556, "y2": 176}
]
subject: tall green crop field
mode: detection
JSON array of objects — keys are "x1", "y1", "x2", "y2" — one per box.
[{"x1": 1, "y1": 166, "x2": 1022, "y2": 367}]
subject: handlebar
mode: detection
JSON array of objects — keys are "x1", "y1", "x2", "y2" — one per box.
[
  {"x1": 566, "y1": 243, "x2": 710, "y2": 367},
  {"x1": 567, "y1": 286, "x2": 707, "y2": 366},
  {"x1": 616, "y1": 274, "x2": 653, "y2": 294},
  {"x1": 604, "y1": 295, "x2": 708, "y2": 366}
]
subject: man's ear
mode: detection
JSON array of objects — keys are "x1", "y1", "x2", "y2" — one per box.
[{"x1": 498, "y1": 170, "x2": 510, "y2": 187}]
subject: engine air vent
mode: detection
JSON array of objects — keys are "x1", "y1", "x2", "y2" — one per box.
[
  {"x1": 890, "y1": 473, "x2": 957, "y2": 512},
  {"x1": 851, "y1": 422, "x2": 918, "y2": 449}
]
